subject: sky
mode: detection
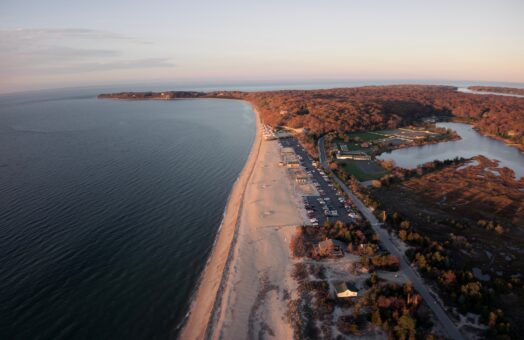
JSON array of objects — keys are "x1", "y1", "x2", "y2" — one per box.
[{"x1": 1, "y1": 0, "x2": 523, "y2": 93}]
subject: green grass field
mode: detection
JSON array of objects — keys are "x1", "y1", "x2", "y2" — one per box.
[
  {"x1": 336, "y1": 141, "x2": 365, "y2": 152},
  {"x1": 346, "y1": 131, "x2": 386, "y2": 142},
  {"x1": 337, "y1": 160, "x2": 387, "y2": 181}
]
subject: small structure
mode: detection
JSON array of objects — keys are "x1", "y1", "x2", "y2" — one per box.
[
  {"x1": 284, "y1": 155, "x2": 300, "y2": 167},
  {"x1": 159, "y1": 92, "x2": 175, "y2": 100},
  {"x1": 275, "y1": 130, "x2": 293, "y2": 139},
  {"x1": 336, "y1": 151, "x2": 371, "y2": 161},
  {"x1": 317, "y1": 239, "x2": 344, "y2": 257},
  {"x1": 281, "y1": 147, "x2": 295, "y2": 155},
  {"x1": 289, "y1": 168, "x2": 309, "y2": 184},
  {"x1": 334, "y1": 281, "x2": 358, "y2": 298},
  {"x1": 263, "y1": 124, "x2": 277, "y2": 140}
]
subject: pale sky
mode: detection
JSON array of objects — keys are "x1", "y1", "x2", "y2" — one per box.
[{"x1": 1, "y1": 0, "x2": 523, "y2": 93}]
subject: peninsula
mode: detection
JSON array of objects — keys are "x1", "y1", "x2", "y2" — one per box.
[{"x1": 468, "y1": 86, "x2": 524, "y2": 96}]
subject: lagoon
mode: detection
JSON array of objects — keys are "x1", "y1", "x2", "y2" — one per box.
[{"x1": 377, "y1": 122, "x2": 524, "y2": 178}]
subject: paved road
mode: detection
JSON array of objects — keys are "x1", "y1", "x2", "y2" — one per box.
[{"x1": 318, "y1": 136, "x2": 465, "y2": 340}]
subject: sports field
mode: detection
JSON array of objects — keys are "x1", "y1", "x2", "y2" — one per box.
[{"x1": 337, "y1": 159, "x2": 387, "y2": 181}]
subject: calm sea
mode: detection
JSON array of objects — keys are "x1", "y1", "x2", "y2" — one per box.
[{"x1": 0, "y1": 92, "x2": 255, "y2": 339}]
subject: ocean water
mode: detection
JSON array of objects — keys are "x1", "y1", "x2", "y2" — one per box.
[{"x1": 0, "y1": 93, "x2": 255, "y2": 339}]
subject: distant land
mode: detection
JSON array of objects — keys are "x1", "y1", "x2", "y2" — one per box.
[
  {"x1": 468, "y1": 86, "x2": 524, "y2": 96},
  {"x1": 99, "y1": 85, "x2": 524, "y2": 152},
  {"x1": 98, "y1": 91, "x2": 207, "y2": 100}
]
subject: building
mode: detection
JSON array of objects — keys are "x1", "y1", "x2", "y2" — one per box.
[
  {"x1": 159, "y1": 92, "x2": 174, "y2": 100},
  {"x1": 286, "y1": 160, "x2": 300, "y2": 168},
  {"x1": 333, "y1": 281, "x2": 358, "y2": 298},
  {"x1": 275, "y1": 131, "x2": 293, "y2": 139},
  {"x1": 282, "y1": 153, "x2": 300, "y2": 167},
  {"x1": 336, "y1": 151, "x2": 371, "y2": 161},
  {"x1": 288, "y1": 168, "x2": 309, "y2": 183},
  {"x1": 263, "y1": 124, "x2": 277, "y2": 140},
  {"x1": 281, "y1": 147, "x2": 295, "y2": 155},
  {"x1": 334, "y1": 143, "x2": 372, "y2": 160}
]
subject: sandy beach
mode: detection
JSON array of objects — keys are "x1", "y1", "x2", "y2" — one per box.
[{"x1": 180, "y1": 105, "x2": 305, "y2": 339}]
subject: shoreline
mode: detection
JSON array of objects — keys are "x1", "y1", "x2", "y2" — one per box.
[
  {"x1": 178, "y1": 104, "x2": 262, "y2": 339},
  {"x1": 451, "y1": 117, "x2": 524, "y2": 153},
  {"x1": 208, "y1": 113, "x2": 304, "y2": 339},
  {"x1": 480, "y1": 132, "x2": 524, "y2": 153}
]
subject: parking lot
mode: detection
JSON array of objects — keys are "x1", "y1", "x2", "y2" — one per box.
[{"x1": 279, "y1": 138, "x2": 360, "y2": 227}]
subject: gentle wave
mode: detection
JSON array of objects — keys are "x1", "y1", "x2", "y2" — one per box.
[{"x1": 0, "y1": 95, "x2": 255, "y2": 339}]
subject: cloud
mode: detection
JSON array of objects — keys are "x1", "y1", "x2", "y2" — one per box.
[
  {"x1": 0, "y1": 28, "x2": 146, "y2": 44},
  {"x1": 0, "y1": 28, "x2": 173, "y2": 76},
  {"x1": 42, "y1": 58, "x2": 176, "y2": 74},
  {"x1": 27, "y1": 46, "x2": 120, "y2": 58}
]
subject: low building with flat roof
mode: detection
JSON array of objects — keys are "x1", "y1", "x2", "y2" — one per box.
[
  {"x1": 281, "y1": 147, "x2": 295, "y2": 155},
  {"x1": 288, "y1": 168, "x2": 309, "y2": 183},
  {"x1": 336, "y1": 151, "x2": 371, "y2": 161}
]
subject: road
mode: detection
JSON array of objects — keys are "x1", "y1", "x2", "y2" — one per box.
[{"x1": 318, "y1": 136, "x2": 465, "y2": 340}]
